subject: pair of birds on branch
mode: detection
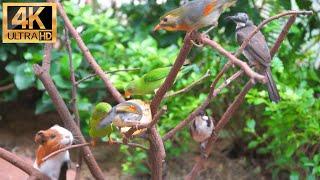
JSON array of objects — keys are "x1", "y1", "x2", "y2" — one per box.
[{"x1": 91, "y1": 0, "x2": 280, "y2": 147}]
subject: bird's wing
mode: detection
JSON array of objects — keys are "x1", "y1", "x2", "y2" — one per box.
[
  {"x1": 143, "y1": 67, "x2": 171, "y2": 83},
  {"x1": 236, "y1": 25, "x2": 271, "y2": 67}
]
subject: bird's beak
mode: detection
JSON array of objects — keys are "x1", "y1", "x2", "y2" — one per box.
[
  {"x1": 225, "y1": 15, "x2": 237, "y2": 22},
  {"x1": 98, "y1": 114, "x2": 114, "y2": 129},
  {"x1": 124, "y1": 91, "x2": 131, "y2": 98},
  {"x1": 153, "y1": 24, "x2": 161, "y2": 32},
  {"x1": 115, "y1": 104, "x2": 141, "y2": 114}
]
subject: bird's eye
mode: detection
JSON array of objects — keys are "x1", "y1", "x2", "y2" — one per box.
[
  {"x1": 50, "y1": 134, "x2": 56, "y2": 139},
  {"x1": 163, "y1": 18, "x2": 168, "y2": 22}
]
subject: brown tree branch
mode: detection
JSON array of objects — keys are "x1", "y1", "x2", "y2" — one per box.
[
  {"x1": 150, "y1": 33, "x2": 194, "y2": 115},
  {"x1": 0, "y1": 147, "x2": 50, "y2": 180},
  {"x1": 270, "y1": 15, "x2": 297, "y2": 57},
  {"x1": 0, "y1": 83, "x2": 14, "y2": 92},
  {"x1": 51, "y1": 0, "x2": 124, "y2": 103},
  {"x1": 162, "y1": 63, "x2": 231, "y2": 141},
  {"x1": 235, "y1": 10, "x2": 312, "y2": 57},
  {"x1": 200, "y1": 36, "x2": 266, "y2": 83},
  {"x1": 186, "y1": 81, "x2": 254, "y2": 180},
  {"x1": 164, "y1": 70, "x2": 211, "y2": 98},
  {"x1": 34, "y1": 44, "x2": 105, "y2": 180},
  {"x1": 147, "y1": 33, "x2": 194, "y2": 180},
  {"x1": 42, "y1": 143, "x2": 90, "y2": 162},
  {"x1": 64, "y1": 27, "x2": 83, "y2": 180}
]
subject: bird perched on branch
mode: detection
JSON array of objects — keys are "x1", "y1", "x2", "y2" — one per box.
[
  {"x1": 190, "y1": 111, "x2": 214, "y2": 143},
  {"x1": 154, "y1": 0, "x2": 236, "y2": 32},
  {"x1": 124, "y1": 66, "x2": 191, "y2": 98},
  {"x1": 89, "y1": 102, "x2": 114, "y2": 146},
  {"x1": 190, "y1": 111, "x2": 215, "y2": 156},
  {"x1": 99, "y1": 99, "x2": 152, "y2": 135},
  {"x1": 227, "y1": 12, "x2": 280, "y2": 102}
]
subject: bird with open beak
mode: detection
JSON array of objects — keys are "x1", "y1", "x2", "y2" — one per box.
[
  {"x1": 99, "y1": 99, "x2": 152, "y2": 135},
  {"x1": 226, "y1": 12, "x2": 280, "y2": 102},
  {"x1": 154, "y1": 0, "x2": 236, "y2": 32}
]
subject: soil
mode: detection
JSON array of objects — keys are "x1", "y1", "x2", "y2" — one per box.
[{"x1": 0, "y1": 101, "x2": 266, "y2": 180}]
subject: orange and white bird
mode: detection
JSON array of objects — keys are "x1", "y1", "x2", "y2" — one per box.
[
  {"x1": 154, "y1": 0, "x2": 236, "y2": 32},
  {"x1": 33, "y1": 125, "x2": 73, "y2": 180}
]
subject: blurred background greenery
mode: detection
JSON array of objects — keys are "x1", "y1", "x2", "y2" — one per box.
[{"x1": 0, "y1": 0, "x2": 319, "y2": 179}]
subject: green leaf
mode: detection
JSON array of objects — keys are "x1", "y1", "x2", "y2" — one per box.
[
  {"x1": 5, "y1": 61, "x2": 20, "y2": 74},
  {"x1": 14, "y1": 63, "x2": 35, "y2": 90},
  {"x1": 60, "y1": 54, "x2": 82, "y2": 78}
]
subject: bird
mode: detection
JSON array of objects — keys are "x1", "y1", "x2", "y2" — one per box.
[
  {"x1": 153, "y1": 0, "x2": 236, "y2": 32},
  {"x1": 89, "y1": 102, "x2": 114, "y2": 146},
  {"x1": 33, "y1": 125, "x2": 73, "y2": 180},
  {"x1": 190, "y1": 111, "x2": 214, "y2": 143},
  {"x1": 227, "y1": 12, "x2": 280, "y2": 102},
  {"x1": 124, "y1": 65, "x2": 191, "y2": 98},
  {"x1": 98, "y1": 99, "x2": 152, "y2": 135},
  {"x1": 190, "y1": 111, "x2": 215, "y2": 155}
]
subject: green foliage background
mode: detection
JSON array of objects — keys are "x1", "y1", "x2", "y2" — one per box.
[{"x1": 0, "y1": 0, "x2": 319, "y2": 178}]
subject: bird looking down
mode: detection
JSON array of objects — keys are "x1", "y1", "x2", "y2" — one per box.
[
  {"x1": 154, "y1": 0, "x2": 236, "y2": 32},
  {"x1": 99, "y1": 99, "x2": 152, "y2": 135},
  {"x1": 227, "y1": 12, "x2": 280, "y2": 102}
]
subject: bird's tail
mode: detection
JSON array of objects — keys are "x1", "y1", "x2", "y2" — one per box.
[{"x1": 264, "y1": 68, "x2": 280, "y2": 103}]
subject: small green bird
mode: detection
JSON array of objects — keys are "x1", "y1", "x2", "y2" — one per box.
[
  {"x1": 89, "y1": 102, "x2": 114, "y2": 146},
  {"x1": 124, "y1": 66, "x2": 190, "y2": 98}
]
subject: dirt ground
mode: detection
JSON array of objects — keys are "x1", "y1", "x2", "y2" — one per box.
[{"x1": 0, "y1": 101, "x2": 266, "y2": 180}]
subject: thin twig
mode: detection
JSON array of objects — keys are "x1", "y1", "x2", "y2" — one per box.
[
  {"x1": 64, "y1": 27, "x2": 83, "y2": 180},
  {"x1": 106, "y1": 141, "x2": 149, "y2": 151},
  {"x1": 75, "y1": 68, "x2": 140, "y2": 85},
  {"x1": 165, "y1": 70, "x2": 211, "y2": 98},
  {"x1": 0, "y1": 83, "x2": 14, "y2": 92},
  {"x1": 51, "y1": 0, "x2": 124, "y2": 103},
  {"x1": 0, "y1": 148, "x2": 50, "y2": 179},
  {"x1": 235, "y1": 10, "x2": 312, "y2": 57},
  {"x1": 42, "y1": 143, "x2": 90, "y2": 162}
]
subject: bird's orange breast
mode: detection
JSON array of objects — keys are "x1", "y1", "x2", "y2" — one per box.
[{"x1": 162, "y1": 23, "x2": 193, "y2": 32}]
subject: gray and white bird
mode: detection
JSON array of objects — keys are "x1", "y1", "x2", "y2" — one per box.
[
  {"x1": 190, "y1": 112, "x2": 214, "y2": 144},
  {"x1": 227, "y1": 12, "x2": 280, "y2": 102}
]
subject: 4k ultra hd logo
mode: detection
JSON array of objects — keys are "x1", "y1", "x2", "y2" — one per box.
[{"x1": 2, "y1": 3, "x2": 57, "y2": 43}]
